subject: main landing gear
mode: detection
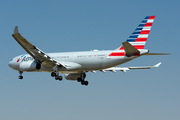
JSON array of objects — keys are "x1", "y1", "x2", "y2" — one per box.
[
  {"x1": 51, "y1": 72, "x2": 63, "y2": 81},
  {"x1": 77, "y1": 73, "x2": 89, "y2": 86},
  {"x1": 51, "y1": 65, "x2": 63, "y2": 81},
  {"x1": 18, "y1": 71, "x2": 23, "y2": 79}
]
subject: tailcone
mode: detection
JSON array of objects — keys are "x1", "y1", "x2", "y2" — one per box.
[{"x1": 140, "y1": 49, "x2": 149, "y2": 55}]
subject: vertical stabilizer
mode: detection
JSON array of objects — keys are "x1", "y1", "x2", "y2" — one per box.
[{"x1": 117, "y1": 16, "x2": 155, "y2": 50}]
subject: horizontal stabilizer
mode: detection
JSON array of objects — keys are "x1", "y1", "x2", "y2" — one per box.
[
  {"x1": 122, "y1": 41, "x2": 140, "y2": 57},
  {"x1": 143, "y1": 53, "x2": 170, "y2": 55}
]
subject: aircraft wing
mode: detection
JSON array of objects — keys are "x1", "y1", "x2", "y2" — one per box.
[
  {"x1": 101, "y1": 62, "x2": 161, "y2": 73},
  {"x1": 12, "y1": 26, "x2": 66, "y2": 68}
]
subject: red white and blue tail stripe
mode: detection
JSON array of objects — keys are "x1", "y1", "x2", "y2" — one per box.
[{"x1": 119, "y1": 15, "x2": 155, "y2": 50}]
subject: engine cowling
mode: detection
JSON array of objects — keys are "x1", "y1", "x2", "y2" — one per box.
[
  {"x1": 19, "y1": 61, "x2": 41, "y2": 71},
  {"x1": 65, "y1": 73, "x2": 81, "y2": 81}
]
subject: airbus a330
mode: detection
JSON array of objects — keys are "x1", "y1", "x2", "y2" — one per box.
[{"x1": 8, "y1": 16, "x2": 168, "y2": 86}]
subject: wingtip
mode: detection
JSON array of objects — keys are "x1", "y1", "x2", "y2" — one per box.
[
  {"x1": 14, "y1": 26, "x2": 19, "y2": 34},
  {"x1": 154, "y1": 62, "x2": 162, "y2": 67}
]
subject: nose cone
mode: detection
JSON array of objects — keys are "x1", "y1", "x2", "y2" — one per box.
[
  {"x1": 8, "y1": 60, "x2": 19, "y2": 70},
  {"x1": 8, "y1": 61, "x2": 13, "y2": 69},
  {"x1": 9, "y1": 56, "x2": 21, "y2": 71}
]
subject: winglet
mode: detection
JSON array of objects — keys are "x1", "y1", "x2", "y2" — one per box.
[
  {"x1": 14, "y1": 26, "x2": 19, "y2": 34},
  {"x1": 154, "y1": 62, "x2": 162, "y2": 68}
]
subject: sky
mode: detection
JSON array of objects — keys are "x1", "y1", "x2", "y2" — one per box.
[{"x1": 0, "y1": 0, "x2": 180, "y2": 120}]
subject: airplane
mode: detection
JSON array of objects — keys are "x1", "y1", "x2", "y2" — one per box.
[{"x1": 8, "y1": 15, "x2": 168, "y2": 86}]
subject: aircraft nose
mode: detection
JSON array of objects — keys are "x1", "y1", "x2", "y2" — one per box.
[
  {"x1": 8, "y1": 58, "x2": 19, "y2": 70},
  {"x1": 8, "y1": 61, "x2": 13, "y2": 68}
]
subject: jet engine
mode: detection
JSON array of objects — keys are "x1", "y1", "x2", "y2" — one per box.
[
  {"x1": 19, "y1": 61, "x2": 41, "y2": 71},
  {"x1": 65, "y1": 73, "x2": 81, "y2": 81}
]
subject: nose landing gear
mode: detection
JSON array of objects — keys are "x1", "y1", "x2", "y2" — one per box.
[
  {"x1": 18, "y1": 71, "x2": 23, "y2": 79},
  {"x1": 18, "y1": 76, "x2": 23, "y2": 79}
]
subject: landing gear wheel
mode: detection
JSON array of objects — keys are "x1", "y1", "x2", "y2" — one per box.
[
  {"x1": 51, "y1": 72, "x2": 56, "y2": 77},
  {"x1": 84, "y1": 81, "x2": 89, "y2": 86},
  {"x1": 77, "y1": 77, "x2": 82, "y2": 82},
  {"x1": 58, "y1": 76, "x2": 63, "y2": 81},
  {"x1": 55, "y1": 75, "x2": 59, "y2": 80},
  {"x1": 18, "y1": 76, "x2": 23, "y2": 79},
  {"x1": 18, "y1": 71, "x2": 23, "y2": 79},
  {"x1": 81, "y1": 80, "x2": 85, "y2": 85}
]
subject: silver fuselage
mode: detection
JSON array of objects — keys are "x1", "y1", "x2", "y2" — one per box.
[{"x1": 9, "y1": 49, "x2": 147, "y2": 73}]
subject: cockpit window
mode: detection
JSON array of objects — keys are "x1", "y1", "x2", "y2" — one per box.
[{"x1": 10, "y1": 59, "x2": 13, "y2": 61}]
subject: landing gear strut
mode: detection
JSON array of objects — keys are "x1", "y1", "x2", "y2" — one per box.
[
  {"x1": 18, "y1": 71, "x2": 23, "y2": 79},
  {"x1": 77, "y1": 73, "x2": 89, "y2": 86}
]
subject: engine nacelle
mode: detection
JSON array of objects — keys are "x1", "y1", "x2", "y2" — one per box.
[
  {"x1": 19, "y1": 61, "x2": 41, "y2": 71},
  {"x1": 65, "y1": 73, "x2": 81, "y2": 81}
]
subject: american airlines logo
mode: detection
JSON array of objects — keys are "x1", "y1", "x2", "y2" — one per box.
[
  {"x1": 16, "y1": 55, "x2": 34, "y2": 62},
  {"x1": 17, "y1": 55, "x2": 25, "y2": 62},
  {"x1": 17, "y1": 58, "x2": 20, "y2": 62},
  {"x1": 21, "y1": 56, "x2": 34, "y2": 62}
]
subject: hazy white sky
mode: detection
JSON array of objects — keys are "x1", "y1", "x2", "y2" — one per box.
[{"x1": 1, "y1": 0, "x2": 179, "y2": 120}]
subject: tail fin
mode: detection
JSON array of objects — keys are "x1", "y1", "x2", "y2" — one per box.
[{"x1": 117, "y1": 16, "x2": 155, "y2": 50}]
